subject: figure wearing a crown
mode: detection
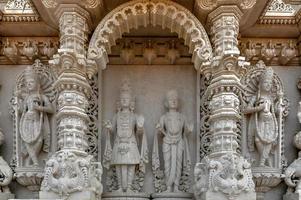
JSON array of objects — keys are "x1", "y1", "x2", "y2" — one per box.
[
  {"x1": 17, "y1": 66, "x2": 54, "y2": 167},
  {"x1": 104, "y1": 79, "x2": 148, "y2": 193},
  {"x1": 244, "y1": 66, "x2": 279, "y2": 167}
]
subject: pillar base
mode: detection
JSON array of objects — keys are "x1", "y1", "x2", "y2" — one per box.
[
  {"x1": 39, "y1": 190, "x2": 95, "y2": 200},
  {"x1": 102, "y1": 192, "x2": 149, "y2": 200},
  {"x1": 0, "y1": 193, "x2": 14, "y2": 200},
  {"x1": 151, "y1": 192, "x2": 193, "y2": 200},
  {"x1": 283, "y1": 193, "x2": 301, "y2": 200},
  {"x1": 200, "y1": 191, "x2": 256, "y2": 200}
]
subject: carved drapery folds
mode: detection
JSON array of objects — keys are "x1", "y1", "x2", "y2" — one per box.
[
  {"x1": 241, "y1": 60, "x2": 289, "y2": 199},
  {"x1": 152, "y1": 90, "x2": 193, "y2": 195},
  {"x1": 39, "y1": 4, "x2": 102, "y2": 200},
  {"x1": 9, "y1": 59, "x2": 56, "y2": 191},
  {"x1": 87, "y1": 0, "x2": 212, "y2": 70}
]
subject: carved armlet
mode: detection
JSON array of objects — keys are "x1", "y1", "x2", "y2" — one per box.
[{"x1": 243, "y1": 106, "x2": 263, "y2": 114}]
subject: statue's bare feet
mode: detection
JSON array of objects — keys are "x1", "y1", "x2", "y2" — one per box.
[
  {"x1": 114, "y1": 188, "x2": 123, "y2": 193},
  {"x1": 164, "y1": 186, "x2": 172, "y2": 193},
  {"x1": 174, "y1": 187, "x2": 181, "y2": 193}
]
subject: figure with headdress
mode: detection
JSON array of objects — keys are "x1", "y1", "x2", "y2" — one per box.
[
  {"x1": 17, "y1": 65, "x2": 54, "y2": 167},
  {"x1": 153, "y1": 90, "x2": 193, "y2": 192},
  {"x1": 243, "y1": 66, "x2": 279, "y2": 167},
  {"x1": 103, "y1": 79, "x2": 148, "y2": 193}
]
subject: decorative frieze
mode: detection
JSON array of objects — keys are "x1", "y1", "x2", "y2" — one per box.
[
  {"x1": 195, "y1": 0, "x2": 256, "y2": 11},
  {"x1": 0, "y1": 37, "x2": 59, "y2": 65},
  {"x1": 41, "y1": 0, "x2": 102, "y2": 9},
  {"x1": 239, "y1": 38, "x2": 299, "y2": 66}
]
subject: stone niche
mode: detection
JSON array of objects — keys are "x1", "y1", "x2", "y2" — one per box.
[
  {"x1": 101, "y1": 63, "x2": 198, "y2": 193},
  {"x1": 0, "y1": 65, "x2": 54, "y2": 199}
]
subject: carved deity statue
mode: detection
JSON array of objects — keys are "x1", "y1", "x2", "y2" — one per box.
[
  {"x1": 284, "y1": 82, "x2": 301, "y2": 196},
  {"x1": 153, "y1": 90, "x2": 192, "y2": 193},
  {"x1": 0, "y1": 129, "x2": 13, "y2": 193},
  {"x1": 243, "y1": 66, "x2": 280, "y2": 167},
  {"x1": 16, "y1": 65, "x2": 54, "y2": 167},
  {"x1": 103, "y1": 79, "x2": 148, "y2": 193}
]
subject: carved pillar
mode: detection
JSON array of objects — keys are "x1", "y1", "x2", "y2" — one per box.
[
  {"x1": 39, "y1": 4, "x2": 102, "y2": 200},
  {"x1": 194, "y1": 5, "x2": 256, "y2": 200}
]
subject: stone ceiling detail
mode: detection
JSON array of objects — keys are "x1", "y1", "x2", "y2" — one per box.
[
  {"x1": 1, "y1": 0, "x2": 39, "y2": 21},
  {"x1": 265, "y1": 0, "x2": 298, "y2": 16},
  {"x1": 259, "y1": 0, "x2": 301, "y2": 24},
  {"x1": 40, "y1": 0, "x2": 101, "y2": 9}
]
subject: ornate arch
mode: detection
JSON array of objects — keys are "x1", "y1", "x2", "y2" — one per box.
[{"x1": 87, "y1": 0, "x2": 212, "y2": 70}]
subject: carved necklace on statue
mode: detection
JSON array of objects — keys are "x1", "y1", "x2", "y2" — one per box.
[{"x1": 117, "y1": 110, "x2": 133, "y2": 138}]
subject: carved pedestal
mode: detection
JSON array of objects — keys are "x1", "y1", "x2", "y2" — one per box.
[
  {"x1": 40, "y1": 190, "x2": 95, "y2": 200},
  {"x1": 201, "y1": 191, "x2": 256, "y2": 200},
  {"x1": 283, "y1": 193, "x2": 301, "y2": 200},
  {"x1": 0, "y1": 193, "x2": 14, "y2": 200},
  {"x1": 151, "y1": 192, "x2": 193, "y2": 200},
  {"x1": 102, "y1": 192, "x2": 150, "y2": 200},
  {"x1": 252, "y1": 167, "x2": 283, "y2": 199},
  {"x1": 15, "y1": 167, "x2": 43, "y2": 191}
]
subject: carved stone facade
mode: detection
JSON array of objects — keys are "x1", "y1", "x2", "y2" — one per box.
[{"x1": 0, "y1": 0, "x2": 300, "y2": 200}]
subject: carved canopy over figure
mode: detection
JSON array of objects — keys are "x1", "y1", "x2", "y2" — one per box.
[
  {"x1": 153, "y1": 90, "x2": 193, "y2": 193},
  {"x1": 242, "y1": 61, "x2": 288, "y2": 168},
  {"x1": 103, "y1": 79, "x2": 148, "y2": 193}
]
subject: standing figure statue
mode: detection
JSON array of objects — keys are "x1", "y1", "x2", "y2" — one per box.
[
  {"x1": 17, "y1": 65, "x2": 54, "y2": 167},
  {"x1": 103, "y1": 79, "x2": 148, "y2": 193},
  {"x1": 243, "y1": 67, "x2": 280, "y2": 167},
  {"x1": 0, "y1": 130, "x2": 13, "y2": 194},
  {"x1": 153, "y1": 90, "x2": 193, "y2": 193}
]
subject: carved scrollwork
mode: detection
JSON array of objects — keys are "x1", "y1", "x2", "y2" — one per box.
[{"x1": 86, "y1": 74, "x2": 98, "y2": 158}]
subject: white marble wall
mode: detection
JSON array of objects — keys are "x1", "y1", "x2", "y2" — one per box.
[{"x1": 0, "y1": 64, "x2": 300, "y2": 199}]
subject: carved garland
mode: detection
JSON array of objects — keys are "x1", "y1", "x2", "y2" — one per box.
[{"x1": 88, "y1": 0, "x2": 212, "y2": 70}]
